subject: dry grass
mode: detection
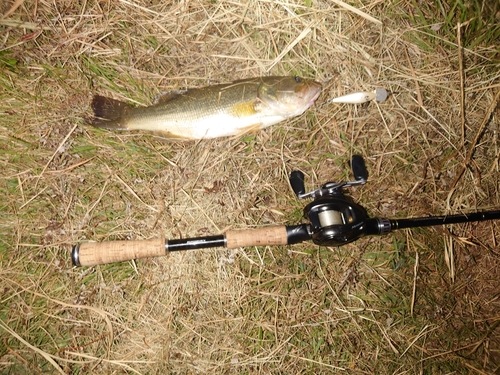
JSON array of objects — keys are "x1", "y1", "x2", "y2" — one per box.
[{"x1": 1, "y1": 0, "x2": 500, "y2": 373}]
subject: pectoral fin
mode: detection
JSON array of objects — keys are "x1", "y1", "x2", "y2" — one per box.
[{"x1": 151, "y1": 130, "x2": 193, "y2": 141}]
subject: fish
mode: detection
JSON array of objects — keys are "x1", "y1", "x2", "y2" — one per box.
[{"x1": 90, "y1": 76, "x2": 322, "y2": 140}]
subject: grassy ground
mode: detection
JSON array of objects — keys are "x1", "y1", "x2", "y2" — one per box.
[{"x1": 1, "y1": 0, "x2": 500, "y2": 373}]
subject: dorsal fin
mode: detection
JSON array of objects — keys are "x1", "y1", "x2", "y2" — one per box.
[{"x1": 152, "y1": 90, "x2": 188, "y2": 105}]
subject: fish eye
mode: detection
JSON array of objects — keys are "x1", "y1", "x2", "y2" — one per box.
[{"x1": 294, "y1": 76, "x2": 301, "y2": 83}]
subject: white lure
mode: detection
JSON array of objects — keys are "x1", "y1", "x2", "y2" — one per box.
[{"x1": 328, "y1": 88, "x2": 388, "y2": 104}]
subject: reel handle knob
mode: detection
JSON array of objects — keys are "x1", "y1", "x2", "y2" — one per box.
[
  {"x1": 351, "y1": 155, "x2": 368, "y2": 182},
  {"x1": 290, "y1": 170, "x2": 306, "y2": 197}
]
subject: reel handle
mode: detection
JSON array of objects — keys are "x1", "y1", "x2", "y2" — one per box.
[
  {"x1": 290, "y1": 170, "x2": 305, "y2": 196},
  {"x1": 350, "y1": 155, "x2": 368, "y2": 182}
]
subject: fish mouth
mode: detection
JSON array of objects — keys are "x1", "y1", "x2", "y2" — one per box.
[
  {"x1": 284, "y1": 83, "x2": 323, "y2": 117},
  {"x1": 306, "y1": 83, "x2": 323, "y2": 106}
]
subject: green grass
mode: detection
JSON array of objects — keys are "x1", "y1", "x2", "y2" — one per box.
[{"x1": 393, "y1": 0, "x2": 500, "y2": 55}]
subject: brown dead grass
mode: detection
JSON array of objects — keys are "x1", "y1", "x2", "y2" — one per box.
[{"x1": 1, "y1": 0, "x2": 500, "y2": 374}]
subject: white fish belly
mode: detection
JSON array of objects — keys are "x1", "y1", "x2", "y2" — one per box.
[{"x1": 128, "y1": 112, "x2": 287, "y2": 139}]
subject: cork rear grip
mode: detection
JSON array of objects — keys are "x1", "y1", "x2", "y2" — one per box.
[
  {"x1": 225, "y1": 226, "x2": 288, "y2": 248},
  {"x1": 72, "y1": 237, "x2": 165, "y2": 267}
]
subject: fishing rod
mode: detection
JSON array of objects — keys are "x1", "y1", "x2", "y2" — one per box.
[{"x1": 72, "y1": 156, "x2": 500, "y2": 267}]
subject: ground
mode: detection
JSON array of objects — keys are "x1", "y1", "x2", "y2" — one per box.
[{"x1": 1, "y1": 0, "x2": 500, "y2": 374}]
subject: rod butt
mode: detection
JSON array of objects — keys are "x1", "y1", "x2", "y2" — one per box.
[{"x1": 71, "y1": 244, "x2": 81, "y2": 267}]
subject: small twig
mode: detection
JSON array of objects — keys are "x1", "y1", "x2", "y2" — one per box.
[
  {"x1": 331, "y1": 0, "x2": 382, "y2": 25},
  {"x1": 0, "y1": 19, "x2": 53, "y2": 30},
  {"x1": 411, "y1": 251, "x2": 418, "y2": 317},
  {"x1": 118, "y1": 0, "x2": 160, "y2": 16},
  {"x1": 35, "y1": 123, "x2": 78, "y2": 189},
  {"x1": 449, "y1": 90, "x2": 500, "y2": 191},
  {"x1": 444, "y1": 235, "x2": 455, "y2": 282},
  {"x1": 0, "y1": 319, "x2": 66, "y2": 375},
  {"x1": 467, "y1": 319, "x2": 500, "y2": 356},
  {"x1": 180, "y1": 188, "x2": 220, "y2": 232},
  {"x1": 399, "y1": 324, "x2": 434, "y2": 358},
  {"x1": 19, "y1": 186, "x2": 48, "y2": 210},
  {"x1": 336, "y1": 242, "x2": 370, "y2": 294},
  {"x1": 46, "y1": 157, "x2": 95, "y2": 174},
  {"x1": 457, "y1": 22, "x2": 466, "y2": 147},
  {"x1": 266, "y1": 26, "x2": 312, "y2": 72},
  {"x1": 404, "y1": 47, "x2": 423, "y2": 107},
  {"x1": 1, "y1": 0, "x2": 26, "y2": 18},
  {"x1": 115, "y1": 174, "x2": 159, "y2": 213}
]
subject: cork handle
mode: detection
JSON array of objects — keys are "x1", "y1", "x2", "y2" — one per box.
[
  {"x1": 72, "y1": 237, "x2": 165, "y2": 267},
  {"x1": 225, "y1": 226, "x2": 288, "y2": 248}
]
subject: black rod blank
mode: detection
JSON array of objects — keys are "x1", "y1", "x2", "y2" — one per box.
[{"x1": 390, "y1": 210, "x2": 500, "y2": 231}]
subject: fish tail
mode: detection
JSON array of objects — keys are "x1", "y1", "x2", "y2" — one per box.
[{"x1": 90, "y1": 95, "x2": 131, "y2": 130}]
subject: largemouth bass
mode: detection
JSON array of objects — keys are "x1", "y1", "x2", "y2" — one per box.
[{"x1": 90, "y1": 76, "x2": 322, "y2": 140}]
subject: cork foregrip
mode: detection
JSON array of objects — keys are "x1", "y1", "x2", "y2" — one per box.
[
  {"x1": 225, "y1": 226, "x2": 288, "y2": 248},
  {"x1": 74, "y1": 237, "x2": 165, "y2": 266}
]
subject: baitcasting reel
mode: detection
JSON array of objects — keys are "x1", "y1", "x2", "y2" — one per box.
[{"x1": 289, "y1": 155, "x2": 376, "y2": 247}]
